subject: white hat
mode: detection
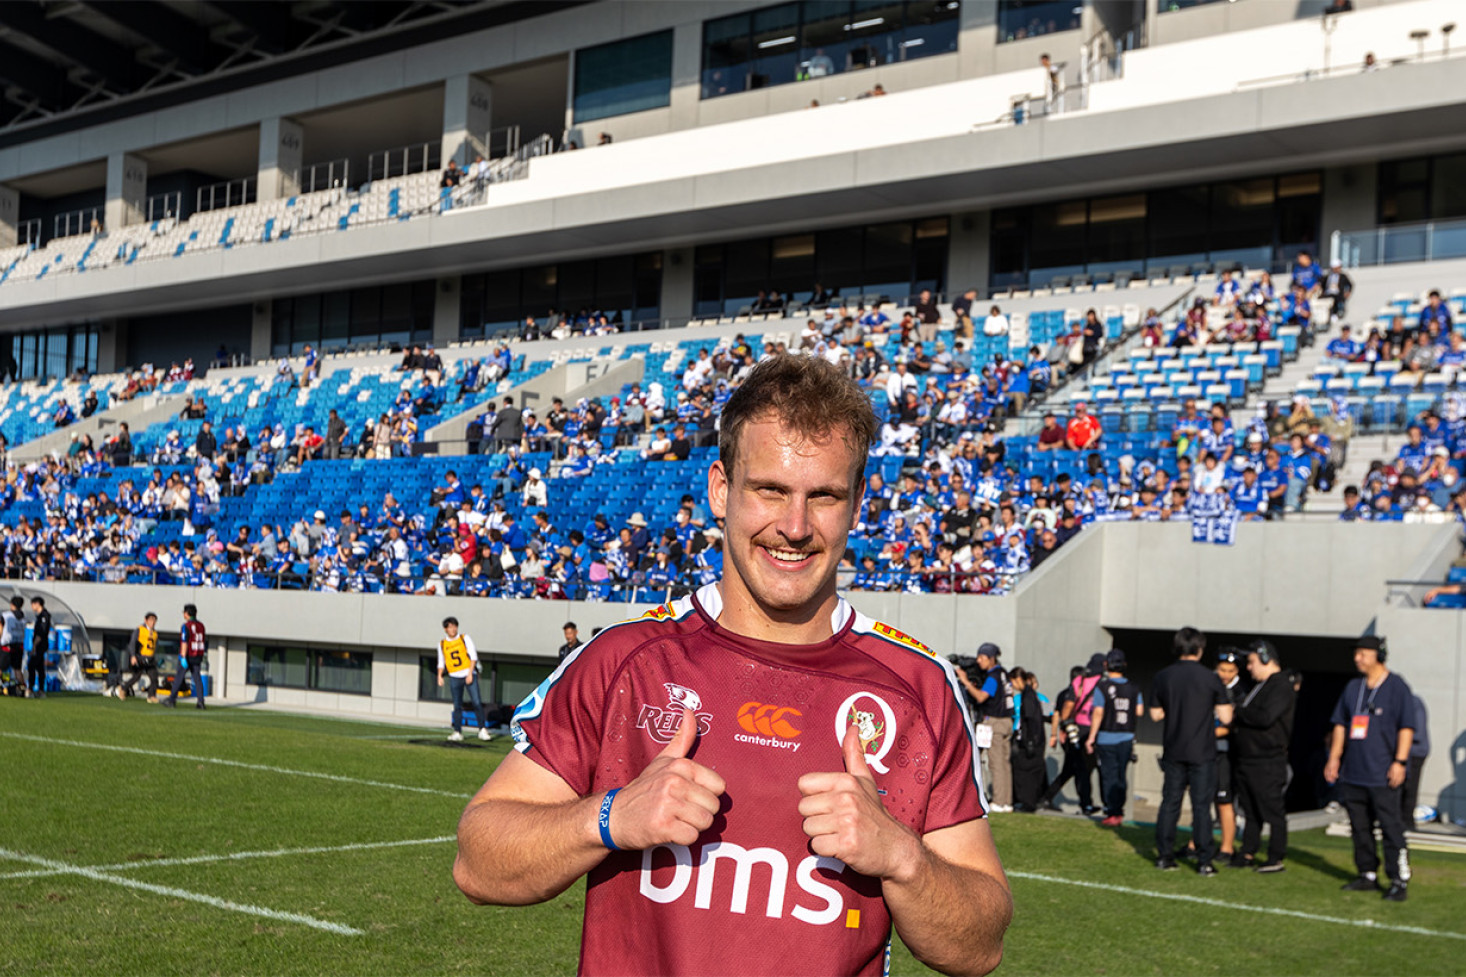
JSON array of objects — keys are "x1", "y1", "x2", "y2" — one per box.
[
  {"x1": 627, "y1": 512, "x2": 648, "y2": 528},
  {"x1": 529, "y1": 468, "x2": 542, "y2": 479},
  {"x1": 702, "y1": 527, "x2": 724, "y2": 539},
  {"x1": 1331, "y1": 259, "x2": 1342, "y2": 268},
  {"x1": 314, "y1": 510, "x2": 326, "y2": 520}
]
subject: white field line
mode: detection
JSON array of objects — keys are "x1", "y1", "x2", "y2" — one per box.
[
  {"x1": 0, "y1": 731, "x2": 472, "y2": 799},
  {"x1": 0, "y1": 835, "x2": 455, "y2": 882},
  {"x1": 0, "y1": 847, "x2": 363, "y2": 936},
  {"x1": 1009, "y1": 870, "x2": 1466, "y2": 942}
]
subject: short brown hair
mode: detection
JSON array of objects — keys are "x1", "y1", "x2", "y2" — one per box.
[{"x1": 718, "y1": 354, "x2": 877, "y2": 487}]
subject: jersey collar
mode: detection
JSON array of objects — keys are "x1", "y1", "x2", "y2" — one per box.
[{"x1": 689, "y1": 581, "x2": 853, "y2": 636}]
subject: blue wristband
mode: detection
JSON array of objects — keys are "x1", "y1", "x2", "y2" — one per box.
[{"x1": 598, "y1": 788, "x2": 621, "y2": 851}]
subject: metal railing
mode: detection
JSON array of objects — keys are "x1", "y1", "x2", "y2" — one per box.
[
  {"x1": 367, "y1": 141, "x2": 441, "y2": 182},
  {"x1": 1332, "y1": 218, "x2": 1466, "y2": 268},
  {"x1": 17, "y1": 218, "x2": 40, "y2": 246},
  {"x1": 146, "y1": 191, "x2": 181, "y2": 222},
  {"x1": 295, "y1": 157, "x2": 349, "y2": 194},
  {"x1": 53, "y1": 207, "x2": 104, "y2": 239},
  {"x1": 485, "y1": 124, "x2": 521, "y2": 160},
  {"x1": 196, "y1": 177, "x2": 257, "y2": 214},
  {"x1": 1237, "y1": 38, "x2": 1466, "y2": 93}
]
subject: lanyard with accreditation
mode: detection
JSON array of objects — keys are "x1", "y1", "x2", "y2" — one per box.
[{"x1": 1350, "y1": 678, "x2": 1385, "y2": 740}]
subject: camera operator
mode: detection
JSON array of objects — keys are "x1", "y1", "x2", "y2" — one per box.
[
  {"x1": 1232, "y1": 640, "x2": 1296, "y2": 873},
  {"x1": 955, "y1": 643, "x2": 1014, "y2": 812}
]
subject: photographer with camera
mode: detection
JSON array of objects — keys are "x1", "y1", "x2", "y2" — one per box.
[
  {"x1": 1040, "y1": 655, "x2": 1105, "y2": 815},
  {"x1": 955, "y1": 643, "x2": 1014, "y2": 812}
]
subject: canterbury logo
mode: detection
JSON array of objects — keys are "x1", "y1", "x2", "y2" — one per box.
[{"x1": 737, "y1": 702, "x2": 803, "y2": 739}]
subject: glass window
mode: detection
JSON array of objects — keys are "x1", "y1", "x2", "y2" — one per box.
[
  {"x1": 632, "y1": 252, "x2": 663, "y2": 323},
  {"x1": 724, "y1": 238, "x2": 773, "y2": 310},
  {"x1": 800, "y1": 1, "x2": 856, "y2": 79},
  {"x1": 1159, "y1": 0, "x2": 1228, "y2": 10},
  {"x1": 816, "y1": 228, "x2": 863, "y2": 295},
  {"x1": 247, "y1": 646, "x2": 310, "y2": 689},
  {"x1": 902, "y1": 0, "x2": 960, "y2": 60},
  {"x1": 1148, "y1": 185, "x2": 1210, "y2": 273},
  {"x1": 1028, "y1": 199, "x2": 1087, "y2": 284},
  {"x1": 497, "y1": 662, "x2": 554, "y2": 710},
  {"x1": 997, "y1": 0, "x2": 1081, "y2": 42},
  {"x1": 864, "y1": 221, "x2": 914, "y2": 295},
  {"x1": 352, "y1": 288, "x2": 382, "y2": 343},
  {"x1": 770, "y1": 233, "x2": 817, "y2": 298},
  {"x1": 1086, "y1": 194, "x2": 1146, "y2": 275},
  {"x1": 694, "y1": 244, "x2": 725, "y2": 317},
  {"x1": 703, "y1": 12, "x2": 753, "y2": 98},
  {"x1": 1431, "y1": 153, "x2": 1466, "y2": 221},
  {"x1": 419, "y1": 655, "x2": 454, "y2": 702},
  {"x1": 314, "y1": 649, "x2": 372, "y2": 695},
  {"x1": 751, "y1": 4, "x2": 802, "y2": 90},
  {"x1": 574, "y1": 31, "x2": 674, "y2": 124},
  {"x1": 1379, "y1": 158, "x2": 1430, "y2": 225},
  {"x1": 1208, "y1": 179, "x2": 1273, "y2": 269}
]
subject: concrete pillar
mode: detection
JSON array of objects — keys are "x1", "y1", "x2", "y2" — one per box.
[
  {"x1": 1142, "y1": 0, "x2": 1160, "y2": 46},
  {"x1": 433, "y1": 276, "x2": 461, "y2": 346},
  {"x1": 250, "y1": 300, "x2": 272, "y2": 363},
  {"x1": 947, "y1": 211, "x2": 992, "y2": 299},
  {"x1": 104, "y1": 153, "x2": 146, "y2": 231},
  {"x1": 661, "y1": 246, "x2": 695, "y2": 321},
  {"x1": 0, "y1": 184, "x2": 17, "y2": 248},
  {"x1": 956, "y1": 0, "x2": 998, "y2": 77},
  {"x1": 96, "y1": 320, "x2": 124, "y2": 374},
  {"x1": 257, "y1": 117, "x2": 304, "y2": 201},
  {"x1": 442, "y1": 74, "x2": 492, "y2": 168},
  {"x1": 666, "y1": 22, "x2": 702, "y2": 132}
]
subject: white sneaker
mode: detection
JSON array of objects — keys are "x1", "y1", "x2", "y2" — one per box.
[
  {"x1": 990, "y1": 804, "x2": 1013, "y2": 813},
  {"x1": 447, "y1": 731, "x2": 464, "y2": 742},
  {"x1": 478, "y1": 728, "x2": 493, "y2": 741}
]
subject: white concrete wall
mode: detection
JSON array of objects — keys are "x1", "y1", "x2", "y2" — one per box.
[{"x1": 1094, "y1": 0, "x2": 1466, "y2": 112}]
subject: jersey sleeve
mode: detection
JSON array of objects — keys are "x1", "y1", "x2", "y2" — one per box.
[
  {"x1": 511, "y1": 635, "x2": 628, "y2": 798},
  {"x1": 922, "y1": 665, "x2": 987, "y2": 833}
]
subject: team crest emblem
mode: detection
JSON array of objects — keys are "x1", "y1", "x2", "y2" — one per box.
[
  {"x1": 636, "y1": 683, "x2": 713, "y2": 743},
  {"x1": 835, "y1": 692, "x2": 897, "y2": 773}
]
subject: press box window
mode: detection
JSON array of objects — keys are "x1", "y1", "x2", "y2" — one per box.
[{"x1": 574, "y1": 31, "x2": 674, "y2": 124}]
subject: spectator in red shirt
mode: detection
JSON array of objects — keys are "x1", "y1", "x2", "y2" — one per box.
[
  {"x1": 293, "y1": 426, "x2": 326, "y2": 467},
  {"x1": 1066, "y1": 402, "x2": 1101, "y2": 451}
]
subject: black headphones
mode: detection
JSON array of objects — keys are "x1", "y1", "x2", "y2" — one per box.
[
  {"x1": 1247, "y1": 639, "x2": 1277, "y2": 667},
  {"x1": 1376, "y1": 637, "x2": 1388, "y2": 663}
]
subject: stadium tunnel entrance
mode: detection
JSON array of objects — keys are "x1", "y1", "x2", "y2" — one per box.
[{"x1": 1106, "y1": 628, "x2": 1361, "y2": 813}]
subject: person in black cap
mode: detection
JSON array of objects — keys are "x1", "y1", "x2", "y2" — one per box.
[
  {"x1": 1149, "y1": 627, "x2": 1232, "y2": 874},
  {"x1": 956, "y1": 643, "x2": 1014, "y2": 812},
  {"x1": 1085, "y1": 649, "x2": 1143, "y2": 827},
  {"x1": 955, "y1": 642, "x2": 1014, "y2": 809},
  {"x1": 1040, "y1": 654, "x2": 1105, "y2": 814},
  {"x1": 1232, "y1": 639, "x2": 1296, "y2": 872},
  {"x1": 1326, "y1": 635, "x2": 1415, "y2": 901}
]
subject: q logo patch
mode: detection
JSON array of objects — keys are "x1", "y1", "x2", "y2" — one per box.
[{"x1": 834, "y1": 692, "x2": 897, "y2": 774}]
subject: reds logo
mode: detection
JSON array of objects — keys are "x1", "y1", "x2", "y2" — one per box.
[{"x1": 637, "y1": 683, "x2": 713, "y2": 743}]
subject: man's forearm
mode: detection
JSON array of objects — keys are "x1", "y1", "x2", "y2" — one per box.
[
  {"x1": 454, "y1": 795, "x2": 608, "y2": 906},
  {"x1": 885, "y1": 845, "x2": 1011, "y2": 976}
]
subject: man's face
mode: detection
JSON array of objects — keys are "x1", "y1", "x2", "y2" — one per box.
[
  {"x1": 564, "y1": 626, "x2": 578, "y2": 644},
  {"x1": 444, "y1": 622, "x2": 459, "y2": 638},
  {"x1": 1245, "y1": 653, "x2": 1268, "y2": 683},
  {"x1": 709, "y1": 416, "x2": 862, "y2": 621},
  {"x1": 1353, "y1": 647, "x2": 1380, "y2": 673},
  {"x1": 1216, "y1": 660, "x2": 1239, "y2": 684}
]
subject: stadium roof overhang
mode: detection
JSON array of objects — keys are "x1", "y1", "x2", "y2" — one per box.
[
  {"x1": 0, "y1": 0, "x2": 586, "y2": 143},
  {"x1": 1, "y1": 58, "x2": 1465, "y2": 329}
]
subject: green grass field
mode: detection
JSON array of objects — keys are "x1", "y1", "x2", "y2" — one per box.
[{"x1": 2, "y1": 695, "x2": 1463, "y2": 976}]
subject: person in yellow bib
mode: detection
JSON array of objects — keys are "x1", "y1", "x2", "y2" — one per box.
[
  {"x1": 117, "y1": 613, "x2": 160, "y2": 703},
  {"x1": 439, "y1": 617, "x2": 492, "y2": 743}
]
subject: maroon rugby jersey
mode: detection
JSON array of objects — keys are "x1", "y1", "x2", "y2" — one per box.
[{"x1": 511, "y1": 583, "x2": 985, "y2": 977}]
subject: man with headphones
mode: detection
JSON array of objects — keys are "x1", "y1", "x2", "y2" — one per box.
[
  {"x1": 1325, "y1": 635, "x2": 1416, "y2": 902},
  {"x1": 1231, "y1": 640, "x2": 1296, "y2": 872}
]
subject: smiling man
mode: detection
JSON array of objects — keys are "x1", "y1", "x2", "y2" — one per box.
[{"x1": 453, "y1": 355, "x2": 1011, "y2": 976}]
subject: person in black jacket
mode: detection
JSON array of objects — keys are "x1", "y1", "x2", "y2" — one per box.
[
  {"x1": 1232, "y1": 640, "x2": 1297, "y2": 872},
  {"x1": 1009, "y1": 668, "x2": 1050, "y2": 812},
  {"x1": 27, "y1": 595, "x2": 50, "y2": 698}
]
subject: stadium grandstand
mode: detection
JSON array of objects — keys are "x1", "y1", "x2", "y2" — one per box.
[{"x1": 0, "y1": 0, "x2": 1462, "y2": 826}]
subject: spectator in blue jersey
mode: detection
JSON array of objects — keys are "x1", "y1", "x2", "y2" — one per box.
[
  {"x1": 1281, "y1": 286, "x2": 1312, "y2": 337},
  {"x1": 1339, "y1": 485, "x2": 1373, "y2": 521},
  {"x1": 1213, "y1": 269, "x2": 1242, "y2": 306},
  {"x1": 1231, "y1": 466, "x2": 1266, "y2": 520},
  {"x1": 1284, "y1": 433, "x2": 1315, "y2": 512},
  {"x1": 1326, "y1": 325, "x2": 1362, "y2": 361},
  {"x1": 1257, "y1": 448, "x2": 1288, "y2": 519},
  {"x1": 1397, "y1": 426, "x2": 1430, "y2": 472},
  {"x1": 1026, "y1": 346, "x2": 1052, "y2": 396},
  {"x1": 1418, "y1": 290, "x2": 1453, "y2": 334},
  {"x1": 1248, "y1": 271, "x2": 1276, "y2": 307},
  {"x1": 1290, "y1": 251, "x2": 1321, "y2": 296}
]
